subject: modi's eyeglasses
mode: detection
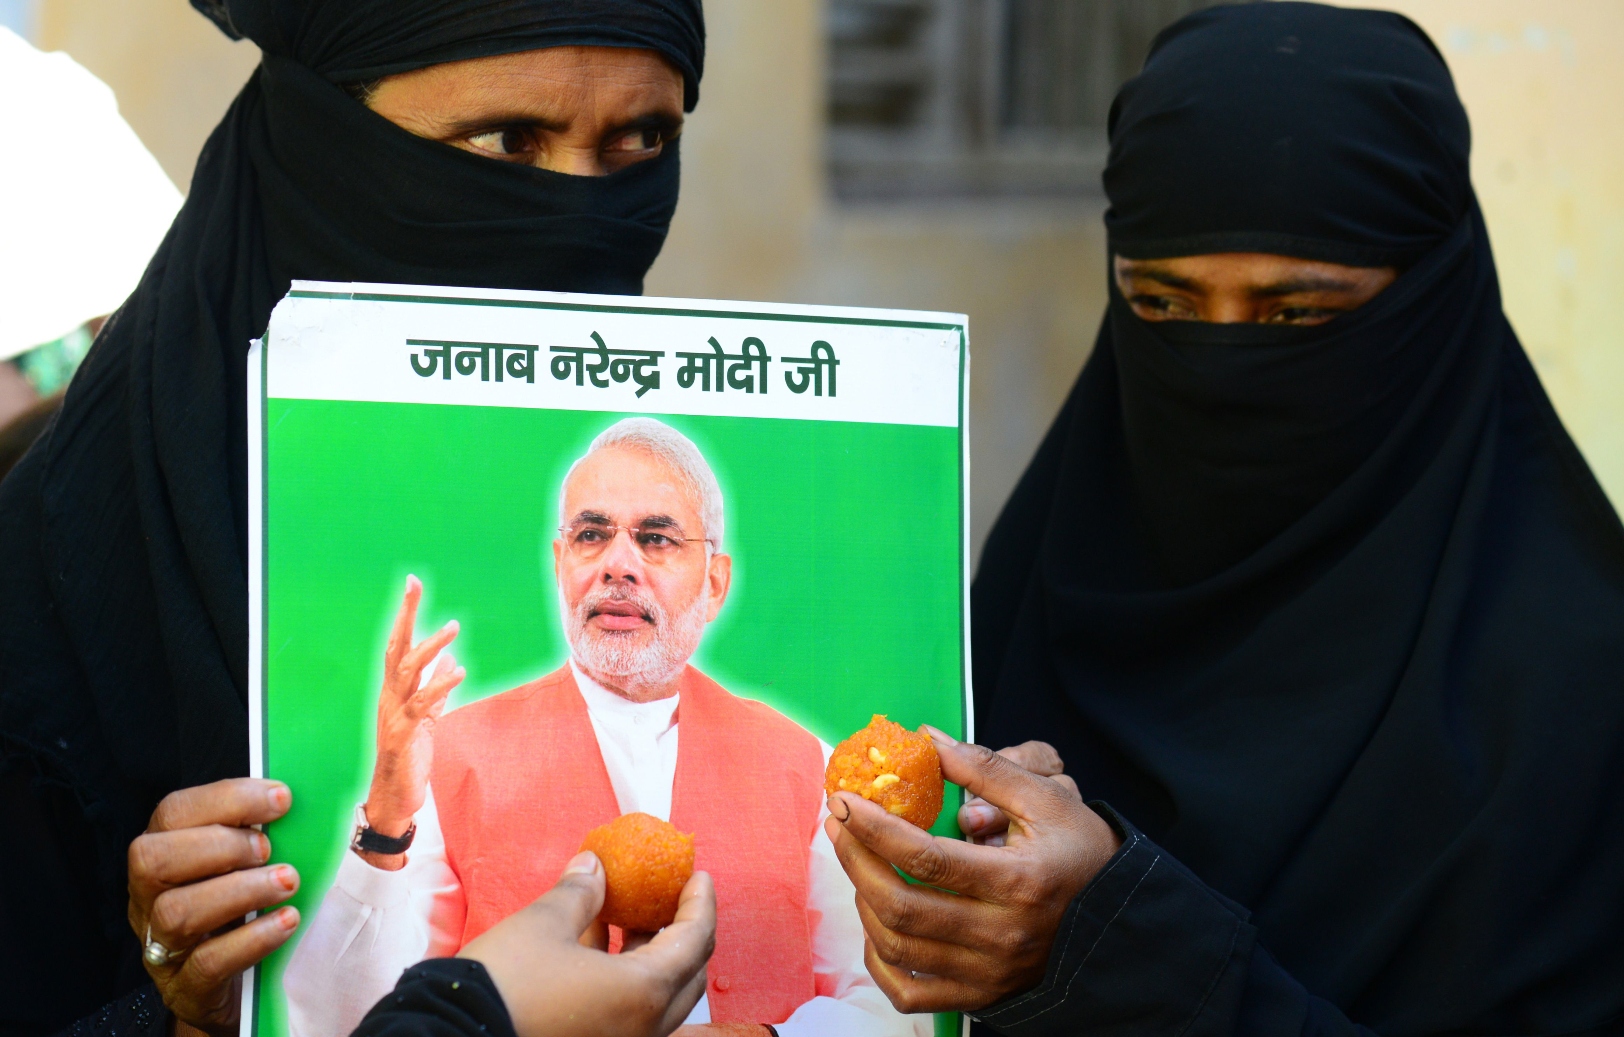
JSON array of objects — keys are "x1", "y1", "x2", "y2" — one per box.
[{"x1": 558, "y1": 519, "x2": 710, "y2": 564}]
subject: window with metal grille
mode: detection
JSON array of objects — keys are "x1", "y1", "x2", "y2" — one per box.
[{"x1": 827, "y1": 0, "x2": 1245, "y2": 198}]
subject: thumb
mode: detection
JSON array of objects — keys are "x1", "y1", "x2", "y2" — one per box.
[
  {"x1": 628, "y1": 871, "x2": 716, "y2": 995},
  {"x1": 520, "y1": 851, "x2": 606, "y2": 942}
]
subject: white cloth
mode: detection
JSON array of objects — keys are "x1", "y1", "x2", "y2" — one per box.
[
  {"x1": 283, "y1": 664, "x2": 929, "y2": 1037},
  {"x1": 0, "y1": 27, "x2": 183, "y2": 359}
]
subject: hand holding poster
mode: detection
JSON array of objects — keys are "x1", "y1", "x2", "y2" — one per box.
[{"x1": 246, "y1": 282, "x2": 970, "y2": 1037}]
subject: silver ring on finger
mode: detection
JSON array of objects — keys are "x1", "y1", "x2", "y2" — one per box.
[{"x1": 143, "y1": 923, "x2": 186, "y2": 967}]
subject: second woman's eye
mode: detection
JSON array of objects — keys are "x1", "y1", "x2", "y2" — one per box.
[
  {"x1": 1266, "y1": 306, "x2": 1339, "y2": 325},
  {"x1": 465, "y1": 127, "x2": 534, "y2": 158}
]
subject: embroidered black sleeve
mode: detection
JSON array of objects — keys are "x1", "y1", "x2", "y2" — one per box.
[
  {"x1": 52, "y1": 982, "x2": 168, "y2": 1037},
  {"x1": 352, "y1": 959, "x2": 518, "y2": 1037}
]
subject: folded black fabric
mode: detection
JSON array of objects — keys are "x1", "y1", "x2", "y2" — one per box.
[{"x1": 194, "y1": 0, "x2": 704, "y2": 110}]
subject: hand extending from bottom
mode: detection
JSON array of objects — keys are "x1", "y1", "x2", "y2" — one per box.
[
  {"x1": 458, "y1": 852, "x2": 716, "y2": 1037},
  {"x1": 825, "y1": 729, "x2": 1122, "y2": 1014}
]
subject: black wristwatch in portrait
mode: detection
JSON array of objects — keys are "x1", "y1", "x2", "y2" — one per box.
[{"x1": 352, "y1": 804, "x2": 416, "y2": 855}]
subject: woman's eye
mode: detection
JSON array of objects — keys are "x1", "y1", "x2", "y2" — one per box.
[
  {"x1": 1130, "y1": 295, "x2": 1196, "y2": 321},
  {"x1": 605, "y1": 128, "x2": 664, "y2": 154},
  {"x1": 465, "y1": 128, "x2": 532, "y2": 158},
  {"x1": 1267, "y1": 306, "x2": 1337, "y2": 325}
]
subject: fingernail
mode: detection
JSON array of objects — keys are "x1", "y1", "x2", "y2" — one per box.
[
  {"x1": 407, "y1": 575, "x2": 420, "y2": 591},
  {"x1": 444, "y1": 619, "x2": 459, "y2": 633},
  {"x1": 266, "y1": 784, "x2": 291, "y2": 813},
  {"x1": 923, "y1": 725, "x2": 958, "y2": 746},
  {"x1": 827, "y1": 796, "x2": 851, "y2": 822},
  {"x1": 253, "y1": 831, "x2": 271, "y2": 862},
  {"x1": 277, "y1": 906, "x2": 300, "y2": 930},
  {"x1": 564, "y1": 851, "x2": 600, "y2": 876},
  {"x1": 273, "y1": 865, "x2": 297, "y2": 891}
]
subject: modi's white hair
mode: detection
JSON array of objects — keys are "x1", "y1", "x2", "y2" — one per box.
[{"x1": 562, "y1": 417, "x2": 725, "y2": 548}]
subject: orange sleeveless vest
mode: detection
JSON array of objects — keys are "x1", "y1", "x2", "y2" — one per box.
[{"x1": 430, "y1": 665, "x2": 824, "y2": 1025}]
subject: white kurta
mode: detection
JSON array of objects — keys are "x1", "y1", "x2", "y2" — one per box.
[{"x1": 283, "y1": 663, "x2": 929, "y2": 1037}]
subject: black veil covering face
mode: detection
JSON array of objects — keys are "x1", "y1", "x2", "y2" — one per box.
[
  {"x1": 974, "y1": 3, "x2": 1624, "y2": 1034},
  {"x1": 0, "y1": 1, "x2": 701, "y2": 1029}
]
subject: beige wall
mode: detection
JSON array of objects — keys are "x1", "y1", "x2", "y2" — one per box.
[
  {"x1": 36, "y1": 0, "x2": 1624, "y2": 559},
  {"x1": 642, "y1": 0, "x2": 1107, "y2": 558},
  {"x1": 1364, "y1": 1, "x2": 1624, "y2": 509}
]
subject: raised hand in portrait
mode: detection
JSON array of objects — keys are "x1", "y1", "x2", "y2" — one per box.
[
  {"x1": 127, "y1": 778, "x2": 302, "y2": 1035},
  {"x1": 824, "y1": 730, "x2": 1122, "y2": 1014},
  {"x1": 457, "y1": 852, "x2": 715, "y2": 1037},
  {"x1": 362, "y1": 574, "x2": 464, "y2": 869}
]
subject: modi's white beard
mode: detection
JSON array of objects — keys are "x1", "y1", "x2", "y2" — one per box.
[{"x1": 565, "y1": 582, "x2": 710, "y2": 686}]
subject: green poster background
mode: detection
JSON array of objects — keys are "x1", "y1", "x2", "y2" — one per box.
[{"x1": 258, "y1": 399, "x2": 967, "y2": 1037}]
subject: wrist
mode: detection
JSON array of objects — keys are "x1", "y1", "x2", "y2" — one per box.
[
  {"x1": 361, "y1": 801, "x2": 413, "y2": 838},
  {"x1": 170, "y1": 1016, "x2": 225, "y2": 1037},
  {"x1": 354, "y1": 803, "x2": 414, "y2": 870}
]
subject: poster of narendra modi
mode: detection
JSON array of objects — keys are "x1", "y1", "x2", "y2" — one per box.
[{"x1": 245, "y1": 281, "x2": 970, "y2": 1037}]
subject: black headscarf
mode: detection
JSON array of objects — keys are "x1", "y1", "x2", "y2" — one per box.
[
  {"x1": 0, "y1": 0, "x2": 702, "y2": 972},
  {"x1": 974, "y1": 4, "x2": 1624, "y2": 1033}
]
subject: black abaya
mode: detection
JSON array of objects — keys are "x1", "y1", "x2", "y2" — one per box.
[
  {"x1": 973, "y1": 4, "x2": 1624, "y2": 1035},
  {"x1": 0, "y1": 2, "x2": 702, "y2": 1034}
]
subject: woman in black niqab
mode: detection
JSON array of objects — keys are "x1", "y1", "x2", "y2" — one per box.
[
  {"x1": 959, "y1": 3, "x2": 1624, "y2": 1034},
  {"x1": 0, "y1": 2, "x2": 702, "y2": 1034}
]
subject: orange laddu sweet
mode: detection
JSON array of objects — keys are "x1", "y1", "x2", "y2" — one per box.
[
  {"x1": 824, "y1": 714, "x2": 943, "y2": 829},
  {"x1": 579, "y1": 812, "x2": 695, "y2": 932}
]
